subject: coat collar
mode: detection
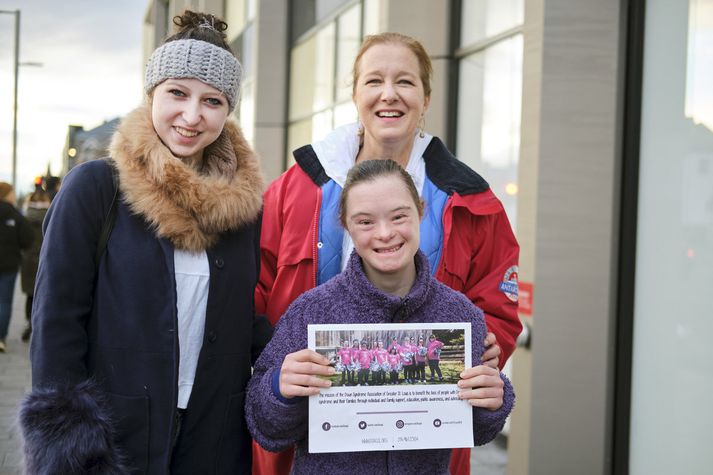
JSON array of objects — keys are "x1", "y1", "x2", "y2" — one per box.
[
  {"x1": 109, "y1": 103, "x2": 264, "y2": 252},
  {"x1": 305, "y1": 122, "x2": 431, "y2": 194},
  {"x1": 340, "y1": 249, "x2": 433, "y2": 322}
]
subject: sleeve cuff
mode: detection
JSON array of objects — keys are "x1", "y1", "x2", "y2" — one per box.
[{"x1": 271, "y1": 368, "x2": 303, "y2": 405}]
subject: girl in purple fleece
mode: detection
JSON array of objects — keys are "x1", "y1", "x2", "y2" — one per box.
[{"x1": 245, "y1": 159, "x2": 514, "y2": 474}]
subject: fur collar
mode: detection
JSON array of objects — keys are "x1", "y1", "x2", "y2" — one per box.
[{"x1": 109, "y1": 103, "x2": 264, "y2": 252}]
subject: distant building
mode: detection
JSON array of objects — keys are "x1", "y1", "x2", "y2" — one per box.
[{"x1": 61, "y1": 118, "x2": 120, "y2": 174}]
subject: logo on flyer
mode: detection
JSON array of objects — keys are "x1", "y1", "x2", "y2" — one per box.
[{"x1": 499, "y1": 266, "x2": 519, "y2": 302}]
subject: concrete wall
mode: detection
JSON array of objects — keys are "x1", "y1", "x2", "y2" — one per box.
[
  {"x1": 509, "y1": 0, "x2": 624, "y2": 473},
  {"x1": 252, "y1": 0, "x2": 289, "y2": 182},
  {"x1": 507, "y1": 0, "x2": 544, "y2": 472}
]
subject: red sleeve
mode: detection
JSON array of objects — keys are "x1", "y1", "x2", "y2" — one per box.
[
  {"x1": 438, "y1": 193, "x2": 522, "y2": 368},
  {"x1": 254, "y1": 175, "x2": 285, "y2": 316},
  {"x1": 466, "y1": 209, "x2": 521, "y2": 366},
  {"x1": 254, "y1": 166, "x2": 320, "y2": 325}
]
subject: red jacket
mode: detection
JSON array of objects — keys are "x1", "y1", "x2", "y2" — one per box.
[
  {"x1": 256, "y1": 137, "x2": 521, "y2": 365},
  {"x1": 253, "y1": 134, "x2": 521, "y2": 475}
]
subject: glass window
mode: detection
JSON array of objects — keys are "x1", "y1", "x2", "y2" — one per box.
[
  {"x1": 241, "y1": 22, "x2": 255, "y2": 78},
  {"x1": 316, "y1": 0, "x2": 351, "y2": 21},
  {"x1": 456, "y1": 35, "x2": 523, "y2": 228},
  {"x1": 629, "y1": 1, "x2": 713, "y2": 473},
  {"x1": 240, "y1": 80, "x2": 254, "y2": 142},
  {"x1": 334, "y1": 101, "x2": 357, "y2": 128},
  {"x1": 312, "y1": 109, "x2": 334, "y2": 143},
  {"x1": 247, "y1": 0, "x2": 257, "y2": 21},
  {"x1": 288, "y1": 1, "x2": 367, "y2": 165},
  {"x1": 289, "y1": 24, "x2": 335, "y2": 120},
  {"x1": 289, "y1": 35, "x2": 318, "y2": 121},
  {"x1": 363, "y1": 0, "x2": 382, "y2": 35},
  {"x1": 313, "y1": 24, "x2": 336, "y2": 112},
  {"x1": 461, "y1": 0, "x2": 524, "y2": 46},
  {"x1": 684, "y1": 0, "x2": 713, "y2": 131},
  {"x1": 336, "y1": 5, "x2": 362, "y2": 102},
  {"x1": 291, "y1": 0, "x2": 352, "y2": 42},
  {"x1": 287, "y1": 119, "x2": 312, "y2": 167},
  {"x1": 225, "y1": 0, "x2": 247, "y2": 40}
]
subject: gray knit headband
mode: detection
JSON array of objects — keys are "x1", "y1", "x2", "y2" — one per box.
[{"x1": 144, "y1": 39, "x2": 242, "y2": 112}]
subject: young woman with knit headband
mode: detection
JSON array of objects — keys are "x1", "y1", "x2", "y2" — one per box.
[{"x1": 19, "y1": 11, "x2": 270, "y2": 474}]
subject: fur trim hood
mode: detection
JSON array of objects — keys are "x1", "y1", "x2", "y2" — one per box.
[{"x1": 109, "y1": 103, "x2": 264, "y2": 252}]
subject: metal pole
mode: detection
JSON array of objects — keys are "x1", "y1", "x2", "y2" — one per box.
[{"x1": 11, "y1": 10, "x2": 19, "y2": 188}]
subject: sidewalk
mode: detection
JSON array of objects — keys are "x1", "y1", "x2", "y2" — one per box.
[{"x1": 0, "y1": 281, "x2": 30, "y2": 475}]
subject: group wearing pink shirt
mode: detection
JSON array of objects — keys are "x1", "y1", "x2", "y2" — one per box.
[{"x1": 333, "y1": 334, "x2": 447, "y2": 385}]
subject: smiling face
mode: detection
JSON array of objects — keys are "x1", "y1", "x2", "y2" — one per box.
[
  {"x1": 151, "y1": 78, "x2": 229, "y2": 166},
  {"x1": 353, "y1": 43, "x2": 430, "y2": 151},
  {"x1": 345, "y1": 174, "x2": 421, "y2": 291}
]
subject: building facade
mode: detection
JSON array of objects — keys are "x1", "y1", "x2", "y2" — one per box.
[
  {"x1": 143, "y1": 1, "x2": 713, "y2": 473},
  {"x1": 62, "y1": 118, "x2": 120, "y2": 173}
]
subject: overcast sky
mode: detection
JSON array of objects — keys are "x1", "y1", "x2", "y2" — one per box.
[{"x1": 0, "y1": 0, "x2": 146, "y2": 192}]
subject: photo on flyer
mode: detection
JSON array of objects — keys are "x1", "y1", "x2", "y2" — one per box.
[{"x1": 307, "y1": 322, "x2": 473, "y2": 454}]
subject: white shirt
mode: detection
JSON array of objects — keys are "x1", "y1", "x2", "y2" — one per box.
[{"x1": 174, "y1": 249, "x2": 210, "y2": 409}]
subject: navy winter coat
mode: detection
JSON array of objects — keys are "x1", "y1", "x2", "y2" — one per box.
[{"x1": 21, "y1": 105, "x2": 270, "y2": 475}]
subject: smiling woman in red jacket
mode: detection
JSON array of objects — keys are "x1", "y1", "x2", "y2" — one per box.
[{"x1": 254, "y1": 32, "x2": 521, "y2": 475}]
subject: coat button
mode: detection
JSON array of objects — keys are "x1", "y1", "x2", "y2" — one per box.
[
  {"x1": 214, "y1": 257, "x2": 224, "y2": 269},
  {"x1": 208, "y1": 331, "x2": 217, "y2": 342},
  {"x1": 316, "y1": 242, "x2": 323, "y2": 249}
]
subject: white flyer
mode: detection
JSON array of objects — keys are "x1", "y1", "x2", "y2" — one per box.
[{"x1": 307, "y1": 322, "x2": 473, "y2": 453}]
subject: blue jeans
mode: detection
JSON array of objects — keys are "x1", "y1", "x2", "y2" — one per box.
[{"x1": 0, "y1": 271, "x2": 18, "y2": 340}]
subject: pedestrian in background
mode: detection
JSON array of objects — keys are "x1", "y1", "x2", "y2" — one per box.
[
  {"x1": 253, "y1": 32, "x2": 521, "y2": 475},
  {"x1": 0, "y1": 182, "x2": 35, "y2": 353},
  {"x1": 20, "y1": 10, "x2": 269, "y2": 474},
  {"x1": 20, "y1": 181, "x2": 51, "y2": 342}
]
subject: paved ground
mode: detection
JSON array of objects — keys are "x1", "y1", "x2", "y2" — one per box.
[
  {"x1": 0, "y1": 280, "x2": 507, "y2": 474},
  {"x1": 472, "y1": 434, "x2": 508, "y2": 474},
  {"x1": 0, "y1": 281, "x2": 30, "y2": 475}
]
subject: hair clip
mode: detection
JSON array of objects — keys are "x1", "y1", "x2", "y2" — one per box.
[{"x1": 198, "y1": 17, "x2": 217, "y2": 32}]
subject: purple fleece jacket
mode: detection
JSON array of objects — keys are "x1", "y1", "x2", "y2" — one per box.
[{"x1": 245, "y1": 251, "x2": 515, "y2": 475}]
